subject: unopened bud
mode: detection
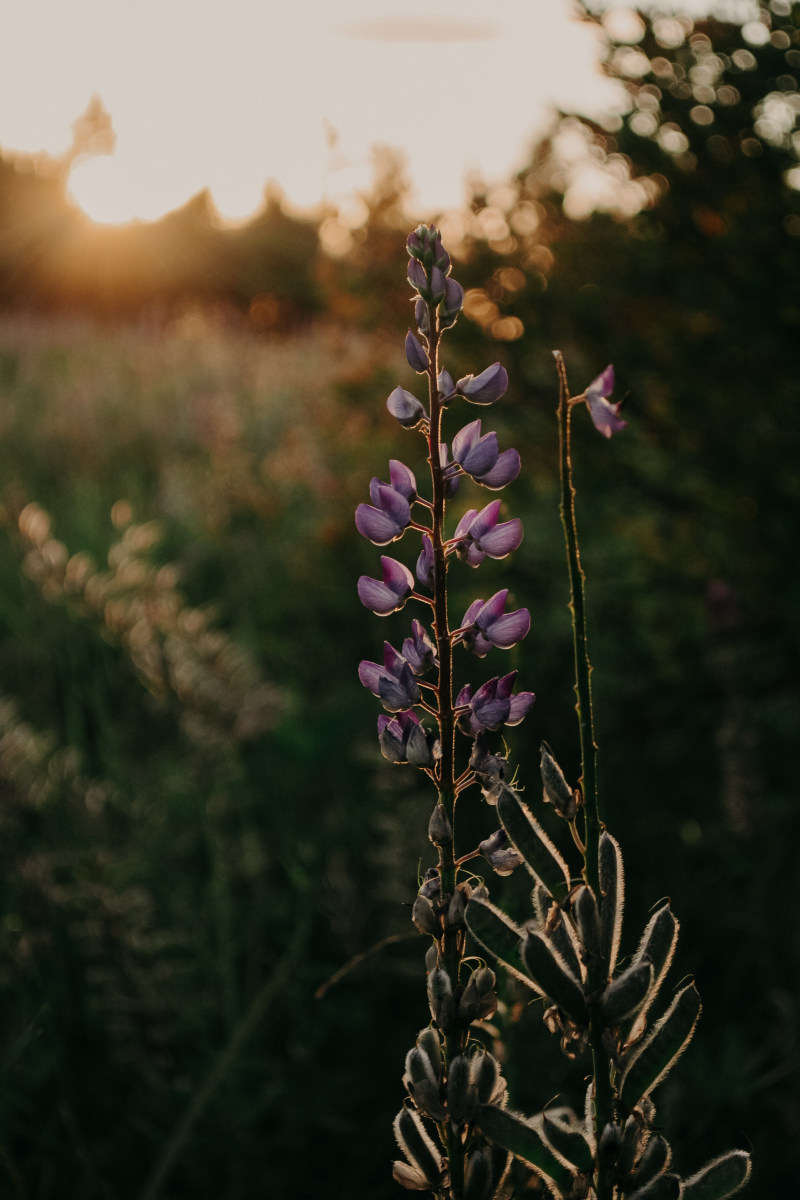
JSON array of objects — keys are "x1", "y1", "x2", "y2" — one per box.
[
  {"x1": 428, "y1": 803, "x2": 453, "y2": 847},
  {"x1": 540, "y1": 742, "x2": 578, "y2": 819},
  {"x1": 438, "y1": 368, "x2": 455, "y2": 399},
  {"x1": 439, "y1": 277, "x2": 464, "y2": 329},
  {"x1": 405, "y1": 331, "x2": 430, "y2": 373}
]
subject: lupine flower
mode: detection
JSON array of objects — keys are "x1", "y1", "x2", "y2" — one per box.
[
  {"x1": 585, "y1": 365, "x2": 626, "y2": 439},
  {"x1": 402, "y1": 619, "x2": 438, "y2": 675},
  {"x1": 479, "y1": 828, "x2": 523, "y2": 875},
  {"x1": 405, "y1": 331, "x2": 429, "y2": 373},
  {"x1": 387, "y1": 386, "x2": 426, "y2": 428},
  {"x1": 460, "y1": 589, "x2": 531, "y2": 657},
  {"x1": 456, "y1": 363, "x2": 508, "y2": 405},
  {"x1": 453, "y1": 500, "x2": 523, "y2": 567},
  {"x1": 378, "y1": 710, "x2": 440, "y2": 766},
  {"x1": 359, "y1": 642, "x2": 421, "y2": 712},
  {"x1": 358, "y1": 557, "x2": 415, "y2": 616},
  {"x1": 355, "y1": 483, "x2": 411, "y2": 545},
  {"x1": 456, "y1": 671, "x2": 535, "y2": 734},
  {"x1": 452, "y1": 420, "x2": 520, "y2": 489},
  {"x1": 416, "y1": 534, "x2": 434, "y2": 590}
]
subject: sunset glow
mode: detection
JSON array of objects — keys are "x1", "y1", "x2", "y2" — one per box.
[{"x1": 3, "y1": 0, "x2": 631, "y2": 228}]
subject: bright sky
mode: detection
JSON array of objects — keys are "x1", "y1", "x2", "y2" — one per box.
[{"x1": 0, "y1": 0, "x2": 750, "y2": 225}]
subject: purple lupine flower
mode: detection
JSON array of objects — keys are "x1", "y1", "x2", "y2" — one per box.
[
  {"x1": 451, "y1": 420, "x2": 521, "y2": 490},
  {"x1": 405, "y1": 331, "x2": 429, "y2": 373},
  {"x1": 355, "y1": 484, "x2": 411, "y2": 545},
  {"x1": 453, "y1": 500, "x2": 523, "y2": 567},
  {"x1": 358, "y1": 557, "x2": 415, "y2": 616},
  {"x1": 387, "y1": 386, "x2": 426, "y2": 428},
  {"x1": 416, "y1": 533, "x2": 434, "y2": 590},
  {"x1": 459, "y1": 589, "x2": 531, "y2": 657},
  {"x1": 456, "y1": 671, "x2": 535, "y2": 734},
  {"x1": 402, "y1": 619, "x2": 438, "y2": 675},
  {"x1": 359, "y1": 642, "x2": 421, "y2": 712},
  {"x1": 378, "y1": 710, "x2": 440, "y2": 766},
  {"x1": 479, "y1": 828, "x2": 523, "y2": 875},
  {"x1": 585, "y1": 365, "x2": 626, "y2": 438},
  {"x1": 456, "y1": 363, "x2": 508, "y2": 405}
]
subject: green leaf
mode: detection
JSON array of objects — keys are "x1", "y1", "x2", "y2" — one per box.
[
  {"x1": 496, "y1": 788, "x2": 571, "y2": 901},
  {"x1": 682, "y1": 1151, "x2": 751, "y2": 1200},
  {"x1": 541, "y1": 1110, "x2": 594, "y2": 1173},
  {"x1": 523, "y1": 929, "x2": 588, "y2": 1024},
  {"x1": 465, "y1": 897, "x2": 534, "y2": 989},
  {"x1": 476, "y1": 1105, "x2": 572, "y2": 1193},
  {"x1": 619, "y1": 982, "x2": 701, "y2": 1109}
]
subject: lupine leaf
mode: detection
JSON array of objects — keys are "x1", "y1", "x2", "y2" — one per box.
[
  {"x1": 619, "y1": 982, "x2": 701, "y2": 1108},
  {"x1": 522, "y1": 929, "x2": 588, "y2": 1024},
  {"x1": 542, "y1": 1110, "x2": 595, "y2": 1173},
  {"x1": 496, "y1": 788, "x2": 570, "y2": 901},
  {"x1": 681, "y1": 1151, "x2": 751, "y2": 1200},
  {"x1": 476, "y1": 1105, "x2": 571, "y2": 1193}
]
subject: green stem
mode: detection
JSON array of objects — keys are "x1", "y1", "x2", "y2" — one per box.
[
  {"x1": 426, "y1": 309, "x2": 467, "y2": 1200},
  {"x1": 555, "y1": 354, "x2": 613, "y2": 1200}
]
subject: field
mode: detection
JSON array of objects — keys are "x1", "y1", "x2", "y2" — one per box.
[{"x1": 0, "y1": 295, "x2": 795, "y2": 1199}]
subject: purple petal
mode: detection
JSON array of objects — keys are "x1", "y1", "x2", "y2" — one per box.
[
  {"x1": 451, "y1": 419, "x2": 481, "y2": 464},
  {"x1": 476, "y1": 447, "x2": 520, "y2": 490},
  {"x1": 382, "y1": 556, "x2": 415, "y2": 595},
  {"x1": 389, "y1": 460, "x2": 417, "y2": 500},
  {"x1": 586, "y1": 365, "x2": 615, "y2": 401},
  {"x1": 461, "y1": 597, "x2": 485, "y2": 627},
  {"x1": 475, "y1": 590, "x2": 509, "y2": 630},
  {"x1": 506, "y1": 691, "x2": 536, "y2": 725},
  {"x1": 454, "y1": 508, "x2": 479, "y2": 541},
  {"x1": 416, "y1": 533, "x2": 434, "y2": 590},
  {"x1": 377, "y1": 484, "x2": 411, "y2": 528},
  {"x1": 387, "y1": 386, "x2": 425, "y2": 428},
  {"x1": 456, "y1": 363, "x2": 508, "y2": 405},
  {"x1": 484, "y1": 608, "x2": 530, "y2": 649},
  {"x1": 407, "y1": 258, "x2": 427, "y2": 293},
  {"x1": 588, "y1": 395, "x2": 627, "y2": 439},
  {"x1": 478, "y1": 518, "x2": 523, "y2": 559},
  {"x1": 357, "y1": 577, "x2": 401, "y2": 616},
  {"x1": 355, "y1": 503, "x2": 404, "y2": 546},
  {"x1": 438, "y1": 368, "x2": 455, "y2": 399},
  {"x1": 429, "y1": 265, "x2": 446, "y2": 303},
  {"x1": 358, "y1": 660, "x2": 384, "y2": 694},
  {"x1": 461, "y1": 432, "x2": 500, "y2": 479},
  {"x1": 468, "y1": 500, "x2": 502, "y2": 541},
  {"x1": 496, "y1": 672, "x2": 518, "y2": 701}
]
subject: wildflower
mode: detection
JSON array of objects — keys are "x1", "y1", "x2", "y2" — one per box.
[
  {"x1": 358, "y1": 557, "x2": 415, "y2": 616},
  {"x1": 456, "y1": 363, "x2": 508, "y2": 405},
  {"x1": 584, "y1": 365, "x2": 626, "y2": 439},
  {"x1": 459, "y1": 589, "x2": 531, "y2": 657},
  {"x1": 378, "y1": 710, "x2": 440, "y2": 766},
  {"x1": 453, "y1": 500, "x2": 523, "y2": 567},
  {"x1": 416, "y1": 534, "x2": 434, "y2": 590},
  {"x1": 456, "y1": 671, "x2": 535, "y2": 734},
  {"x1": 359, "y1": 643, "x2": 421, "y2": 712},
  {"x1": 451, "y1": 420, "x2": 520, "y2": 489}
]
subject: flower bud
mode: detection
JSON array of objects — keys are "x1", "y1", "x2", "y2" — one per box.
[
  {"x1": 439, "y1": 277, "x2": 464, "y2": 329},
  {"x1": 415, "y1": 297, "x2": 430, "y2": 334},
  {"x1": 407, "y1": 257, "x2": 428, "y2": 295},
  {"x1": 405, "y1": 331, "x2": 430, "y2": 373},
  {"x1": 387, "y1": 386, "x2": 426, "y2": 429},
  {"x1": 428, "y1": 803, "x2": 453, "y2": 847},
  {"x1": 438, "y1": 368, "x2": 455, "y2": 399}
]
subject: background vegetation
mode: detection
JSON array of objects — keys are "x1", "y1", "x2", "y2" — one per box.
[{"x1": 0, "y1": 5, "x2": 796, "y2": 1197}]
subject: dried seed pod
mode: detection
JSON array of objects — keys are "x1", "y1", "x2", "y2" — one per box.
[
  {"x1": 572, "y1": 885, "x2": 602, "y2": 981},
  {"x1": 599, "y1": 831, "x2": 624, "y2": 974},
  {"x1": 471, "y1": 1051, "x2": 506, "y2": 1107},
  {"x1": 541, "y1": 1109, "x2": 594, "y2": 1173},
  {"x1": 496, "y1": 788, "x2": 571, "y2": 901},
  {"x1": 447, "y1": 1054, "x2": 478, "y2": 1124},
  {"x1": 393, "y1": 1106, "x2": 443, "y2": 1190},
  {"x1": 681, "y1": 1150, "x2": 751, "y2": 1200},
  {"x1": 463, "y1": 1147, "x2": 494, "y2": 1200},
  {"x1": 619, "y1": 982, "x2": 701, "y2": 1109},
  {"x1": 539, "y1": 742, "x2": 578, "y2": 819},
  {"x1": 598, "y1": 961, "x2": 654, "y2": 1028},
  {"x1": 522, "y1": 928, "x2": 588, "y2": 1024},
  {"x1": 427, "y1": 967, "x2": 455, "y2": 1032},
  {"x1": 465, "y1": 897, "x2": 531, "y2": 988}
]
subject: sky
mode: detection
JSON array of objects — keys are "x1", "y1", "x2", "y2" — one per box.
[{"x1": 0, "y1": 0, "x2": 755, "y2": 226}]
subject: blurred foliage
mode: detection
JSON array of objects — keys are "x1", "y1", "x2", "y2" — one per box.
[{"x1": 0, "y1": 3, "x2": 797, "y2": 1198}]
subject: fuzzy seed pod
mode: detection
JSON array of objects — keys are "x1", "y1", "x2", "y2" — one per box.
[
  {"x1": 393, "y1": 1107, "x2": 443, "y2": 1190},
  {"x1": 465, "y1": 897, "x2": 530, "y2": 989},
  {"x1": 471, "y1": 1052, "x2": 506, "y2": 1107},
  {"x1": 631, "y1": 1133, "x2": 672, "y2": 1188},
  {"x1": 598, "y1": 1121, "x2": 623, "y2": 1167},
  {"x1": 447, "y1": 1054, "x2": 478, "y2": 1124},
  {"x1": 626, "y1": 1173, "x2": 681, "y2": 1200},
  {"x1": 620, "y1": 982, "x2": 701, "y2": 1109},
  {"x1": 598, "y1": 960, "x2": 654, "y2": 1028},
  {"x1": 522, "y1": 928, "x2": 588, "y2": 1025},
  {"x1": 598, "y1": 831, "x2": 624, "y2": 975},
  {"x1": 541, "y1": 1109, "x2": 594, "y2": 1173},
  {"x1": 427, "y1": 966, "x2": 455, "y2": 1032},
  {"x1": 416, "y1": 1027, "x2": 442, "y2": 1078},
  {"x1": 496, "y1": 788, "x2": 571, "y2": 902},
  {"x1": 681, "y1": 1150, "x2": 751, "y2": 1200},
  {"x1": 457, "y1": 965, "x2": 498, "y2": 1024},
  {"x1": 539, "y1": 742, "x2": 578, "y2": 819},
  {"x1": 463, "y1": 1147, "x2": 494, "y2": 1200},
  {"x1": 572, "y1": 885, "x2": 603, "y2": 982}
]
